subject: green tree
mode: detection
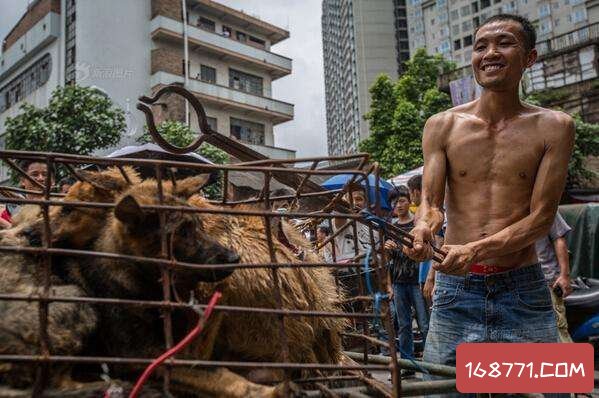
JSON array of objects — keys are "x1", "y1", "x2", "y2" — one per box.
[
  {"x1": 360, "y1": 49, "x2": 454, "y2": 178},
  {"x1": 5, "y1": 85, "x2": 124, "y2": 155},
  {"x1": 525, "y1": 95, "x2": 599, "y2": 188},
  {"x1": 138, "y1": 120, "x2": 228, "y2": 198}
]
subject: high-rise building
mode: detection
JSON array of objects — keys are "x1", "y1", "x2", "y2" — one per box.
[
  {"x1": 422, "y1": 0, "x2": 599, "y2": 122},
  {"x1": 0, "y1": 0, "x2": 295, "y2": 165},
  {"x1": 407, "y1": 0, "x2": 598, "y2": 68},
  {"x1": 322, "y1": 0, "x2": 409, "y2": 157}
]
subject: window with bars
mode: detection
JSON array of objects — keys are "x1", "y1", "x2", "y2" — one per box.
[
  {"x1": 198, "y1": 17, "x2": 215, "y2": 32},
  {"x1": 200, "y1": 64, "x2": 216, "y2": 83},
  {"x1": 0, "y1": 53, "x2": 52, "y2": 112},
  {"x1": 230, "y1": 117, "x2": 265, "y2": 145},
  {"x1": 229, "y1": 69, "x2": 263, "y2": 96}
]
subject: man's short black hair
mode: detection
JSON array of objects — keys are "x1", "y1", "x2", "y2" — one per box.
[
  {"x1": 476, "y1": 14, "x2": 536, "y2": 52},
  {"x1": 407, "y1": 175, "x2": 422, "y2": 192},
  {"x1": 395, "y1": 189, "x2": 410, "y2": 202}
]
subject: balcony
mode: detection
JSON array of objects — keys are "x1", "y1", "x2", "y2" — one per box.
[
  {"x1": 151, "y1": 71, "x2": 294, "y2": 124},
  {"x1": 150, "y1": 16, "x2": 292, "y2": 80},
  {"x1": 0, "y1": 12, "x2": 60, "y2": 81}
]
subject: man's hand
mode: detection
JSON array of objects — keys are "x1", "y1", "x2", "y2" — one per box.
[
  {"x1": 423, "y1": 277, "x2": 435, "y2": 303},
  {"x1": 434, "y1": 244, "x2": 477, "y2": 275},
  {"x1": 552, "y1": 274, "x2": 572, "y2": 298},
  {"x1": 384, "y1": 240, "x2": 398, "y2": 251},
  {"x1": 403, "y1": 224, "x2": 434, "y2": 261}
]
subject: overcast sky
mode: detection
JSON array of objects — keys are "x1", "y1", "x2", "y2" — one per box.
[{"x1": 0, "y1": 0, "x2": 328, "y2": 157}]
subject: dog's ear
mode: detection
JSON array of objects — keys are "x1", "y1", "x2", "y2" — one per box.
[
  {"x1": 77, "y1": 167, "x2": 139, "y2": 193},
  {"x1": 77, "y1": 170, "x2": 124, "y2": 193},
  {"x1": 115, "y1": 195, "x2": 144, "y2": 227},
  {"x1": 174, "y1": 174, "x2": 211, "y2": 199}
]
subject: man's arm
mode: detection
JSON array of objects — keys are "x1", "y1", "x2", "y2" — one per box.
[
  {"x1": 552, "y1": 237, "x2": 572, "y2": 297},
  {"x1": 438, "y1": 113, "x2": 575, "y2": 273},
  {"x1": 404, "y1": 113, "x2": 448, "y2": 261}
]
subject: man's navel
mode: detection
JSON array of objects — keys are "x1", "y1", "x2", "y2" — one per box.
[{"x1": 459, "y1": 170, "x2": 467, "y2": 177}]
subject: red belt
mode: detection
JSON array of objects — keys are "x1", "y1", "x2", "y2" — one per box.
[{"x1": 468, "y1": 263, "x2": 518, "y2": 275}]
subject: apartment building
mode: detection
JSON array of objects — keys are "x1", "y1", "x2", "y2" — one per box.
[
  {"x1": 0, "y1": 0, "x2": 295, "y2": 161},
  {"x1": 408, "y1": 0, "x2": 598, "y2": 67},
  {"x1": 322, "y1": 0, "x2": 410, "y2": 157}
]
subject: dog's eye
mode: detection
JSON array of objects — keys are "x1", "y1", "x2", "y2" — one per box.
[{"x1": 61, "y1": 206, "x2": 73, "y2": 215}]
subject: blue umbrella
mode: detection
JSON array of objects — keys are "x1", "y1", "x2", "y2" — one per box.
[{"x1": 321, "y1": 174, "x2": 394, "y2": 210}]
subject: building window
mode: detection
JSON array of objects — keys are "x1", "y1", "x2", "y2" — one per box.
[
  {"x1": 222, "y1": 25, "x2": 232, "y2": 37},
  {"x1": 539, "y1": 2, "x2": 551, "y2": 16},
  {"x1": 439, "y1": 12, "x2": 448, "y2": 22},
  {"x1": 230, "y1": 117, "x2": 265, "y2": 145},
  {"x1": 0, "y1": 53, "x2": 52, "y2": 112},
  {"x1": 473, "y1": 16, "x2": 480, "y2": 27},
  {"x1": 481, "y1": 0, "x2": 491, "y2": 8},
  {"x1": 229, "y1": 68, "x2": 263, "y2": 96},
  {"x1": 198, "y1": 16, "x2": 215, "y2": 31},
  {"x1": 199, "y1": 64, "x2": 216, "y2": 83},
  {"x1": 439, "y1": 40, "x2": 451, "y2": 53},
  {"x1": 431, "y1": 18, "x2": 436, "y2": 25},
  {"x1": 206, "y1": 116, "x2": 217, "y2": 131},
  {"x1": 463, "y1": 34, "x2": 473, "y2": 46},
  {"x1": 451, "y1": 9, "x2": 459, "y2": 19},
  {"x1": 460, "y1": 5, "x2": 471, "y2": 16},
  {"x1": 236, "y1": 31, "x2": 247, "y2": 42},
  {"x1": 539, "y1": 18, "x2": 552, "y2": 35},
  {"x1": 570, "y1": 7, "x2": 587, "y2": 23},
  {"x1": 471, "y1": 1, "x2": 479, "y2": 12},
  {"x1": 452, "y1": 24, "x2": 460, "y2": 35},
  {"x1": 462, "y1": 20, "x2": 472, "y2": 32},
  {"x1": 454, "y1": 39, "x2": 462, "y2": 50},
  {"x1": 249, "y1": 35, "x2": 266, "y2": 48}
]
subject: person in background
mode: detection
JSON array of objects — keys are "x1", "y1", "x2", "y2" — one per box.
[
  {"x1": 407, "y1": 174, "x2": 436, "y2": 300},
  {"x1": 0, "y1": 160, "x2": 52, "y2": 228},
  {"x1": 316, "y1": 225, "x2": 333, "y2": 263},
  {"x1": 385, "y1": 189, "x2": 429, "y2": 372},
  {"x1": 536, "y1": 212, "x2": 573, "y2": 343}
]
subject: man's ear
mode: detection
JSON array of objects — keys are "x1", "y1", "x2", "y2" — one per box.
[
  {"x1": 525, "y1": 48, "x2": 538, "y2": 69},
  {"x1": 174, "y1": 174, "x2": 211, "y2": 199},
  {"x1": 115, "y1": 195, "x2": 144, "y2": 227}
]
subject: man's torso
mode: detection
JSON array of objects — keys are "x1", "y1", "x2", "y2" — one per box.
[{"x1": 441, "y1": 102, "x2": 565, "y2": 268}]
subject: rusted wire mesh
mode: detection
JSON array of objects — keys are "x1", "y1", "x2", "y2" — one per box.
[{"x1": 0, "y1": 87, "x2": 456, "y2": 397}]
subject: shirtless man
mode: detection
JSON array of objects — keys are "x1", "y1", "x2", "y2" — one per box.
[{"x1": 405, "y1": 14, "x2": 574, "y2": 374}]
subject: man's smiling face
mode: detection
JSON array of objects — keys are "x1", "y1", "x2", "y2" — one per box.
[{"x1": 472, "y1": 20, "x2": 536, "y2": 90}]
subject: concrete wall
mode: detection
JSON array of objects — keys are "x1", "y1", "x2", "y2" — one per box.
[
  {"x1": 353, "y1": 0, "x2": 399, "y2": 140},
  {"x1": 75, "y1": 0, "x2": 153, "y2": 147}
]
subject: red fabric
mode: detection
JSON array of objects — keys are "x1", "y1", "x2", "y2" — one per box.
[
  {"x1": 1, "y1": 208, "x2": 11, "y2": 223},
  {"x1": 469, "y1": 263, "x2": 518, "y2": 275}
]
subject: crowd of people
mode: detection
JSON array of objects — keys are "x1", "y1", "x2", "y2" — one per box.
[{"x1": 313, "y1": 171, "x2": 575, "y2": 379}]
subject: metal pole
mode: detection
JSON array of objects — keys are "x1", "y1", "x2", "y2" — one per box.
[{"x1": 181, "y1": 0, "x2": 190, "y2": 126}]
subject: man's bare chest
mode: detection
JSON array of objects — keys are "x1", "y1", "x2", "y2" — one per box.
[{"x1": 445, "y1": 122, "x2": 545, "y2": 184}]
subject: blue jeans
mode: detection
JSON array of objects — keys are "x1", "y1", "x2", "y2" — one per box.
[
  {"x1": 424, "y1": 264, "x2": 559, "y2": 397},
  {"x1": 393, "y1": 283, "x2": 430, "y2": 359}
]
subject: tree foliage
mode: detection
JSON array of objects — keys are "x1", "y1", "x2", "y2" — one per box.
[
  {"x1": 5, "y1": 85, "x2": 124, "y2": 155},
  {"x1": 138, "y1": 120, "x2": 229, "y2": 198},
  {"x1": 525, "y1": 95, "x2": 599, "y2": 188},
  {"x1": 359, "y1": 49, "x2": 454, "y2": 178}
]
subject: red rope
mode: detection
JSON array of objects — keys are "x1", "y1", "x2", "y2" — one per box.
[{"x1": 120, "y1": 291, "x2": 222, "y2": 398}]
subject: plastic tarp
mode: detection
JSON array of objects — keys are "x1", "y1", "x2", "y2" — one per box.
[{"x1": 559, "y1": 203, "x2": 599, "y2": 278}]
